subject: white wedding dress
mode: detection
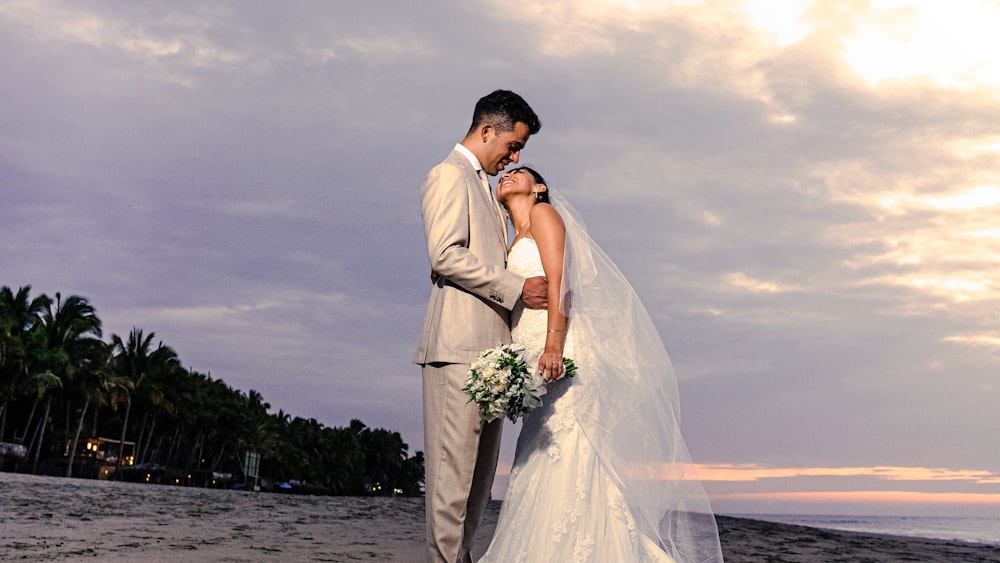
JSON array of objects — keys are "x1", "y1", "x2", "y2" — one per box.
[
  {"x1": 480, "y1": 197, "x2": 723, "y2": 563},
  {"x1": 482, "y1": 237, "x2": 669, "y2": 562}
]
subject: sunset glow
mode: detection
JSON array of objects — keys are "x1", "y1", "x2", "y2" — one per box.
[
  {"x1": 715, "y1": 490, "x2": 1000, "y2": 505},
  {"x1": 841, "y1": 0, "x2": 1000, "y2": 89},
  {"x1": 690, "y1": 464, "x2": 1000, "y2": 483}
]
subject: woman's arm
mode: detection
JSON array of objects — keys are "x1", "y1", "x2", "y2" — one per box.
[{"x1": 530, "y1": 203, "x2": 568, "y2": 381}]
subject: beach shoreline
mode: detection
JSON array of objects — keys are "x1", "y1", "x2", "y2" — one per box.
[{"x1": 2, "y1": 472, "x2": 999, "y2": 562}]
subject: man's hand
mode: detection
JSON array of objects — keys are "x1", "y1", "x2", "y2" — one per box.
[{"x1": 521, "y1": 276, "x2": 548, "y2": 310}]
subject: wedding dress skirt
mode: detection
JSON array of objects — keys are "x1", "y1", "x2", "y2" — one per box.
[{"x1": 481, "y1": 238, "x2": 679, "y2": 562}]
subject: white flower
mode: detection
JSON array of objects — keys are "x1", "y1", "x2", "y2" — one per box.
[{"x1": 463, "y1": 343, "x2": 575, "y2": 423}]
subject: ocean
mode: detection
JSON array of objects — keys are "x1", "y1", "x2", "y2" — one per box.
[{"x1": 735, "y1": 514, "x2": 1000, "y2": 546}]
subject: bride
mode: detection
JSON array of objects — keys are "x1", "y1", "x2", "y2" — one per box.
[{"x1": 479, "y1": 167, "x2": 724, "y2": 562}]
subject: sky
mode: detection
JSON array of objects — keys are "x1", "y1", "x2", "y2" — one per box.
[{"x1": 2, "y1": 0, "x2": 999, "y2": 516}]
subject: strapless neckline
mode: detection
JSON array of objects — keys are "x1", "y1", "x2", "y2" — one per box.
[{"x1": 510, "y1": 237, "x2": 536, "y2": 252}]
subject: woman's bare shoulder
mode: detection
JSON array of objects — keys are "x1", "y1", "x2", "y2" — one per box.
[{"x1": 530, "y1": 202, "x2": 564, "y2": 227}]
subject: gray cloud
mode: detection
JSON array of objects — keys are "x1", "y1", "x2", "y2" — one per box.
[{"x1": 3, "y1": 0, "x2": 999, "y2": 510}]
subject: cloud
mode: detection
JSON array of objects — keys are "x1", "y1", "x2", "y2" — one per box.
[
  {"x1": 4, "y1": 0, "x2": 1000, "y2": 514},
  {"x1": 724, "y1": 272, "x2": 803, "y2": 293},
  {"x1": 714, "y1": 490, "x2": 1000, "y2": 505},
  {"x1": 693, "y1": 464, "x2": 1000, "y2": 483},
  {"x1": 943, "y1": 334, "x2": 1000, "y2": 349}
]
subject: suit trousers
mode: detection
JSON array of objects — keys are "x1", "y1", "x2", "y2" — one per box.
[{"x1": 423, "y1": 361, "x2": 503, "y2": 563}]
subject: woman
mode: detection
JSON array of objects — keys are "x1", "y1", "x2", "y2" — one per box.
[{"x1": 480, "y1": 167, "x2": 724, "y2": 562}]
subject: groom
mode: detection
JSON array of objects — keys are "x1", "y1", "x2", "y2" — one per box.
[{"x1": 414, "y1": 90, "x2": 546, "y2": 563}]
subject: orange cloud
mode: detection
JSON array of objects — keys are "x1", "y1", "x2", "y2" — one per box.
[
  {"x1": 713, "y1": 490, "x2": 1000, "y2": 505},
  {"x1": 679, "y1": 464, "x2": 1000, "y2": 483}
]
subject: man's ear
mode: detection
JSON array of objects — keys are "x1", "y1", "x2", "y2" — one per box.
[{"x1": 480, "y1": 123, "x2": 494, "y2": 142}]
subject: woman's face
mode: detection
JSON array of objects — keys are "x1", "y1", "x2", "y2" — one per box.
[{"x1": 496, "y1": 168, "x2": 536, "y2": 204}]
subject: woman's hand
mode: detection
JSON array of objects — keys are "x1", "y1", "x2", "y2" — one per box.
[{"x1": 538, "y1": 350, "x2": 564, "y2": 382}]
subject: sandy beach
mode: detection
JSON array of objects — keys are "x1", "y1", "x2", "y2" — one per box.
[{"x1": 3, "y1": 473, "x2": 999, "y2": 562}]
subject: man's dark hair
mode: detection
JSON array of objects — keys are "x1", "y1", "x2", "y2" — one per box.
[{"x1": 468, "y1": 90, "x2": 541, "y2": 135}]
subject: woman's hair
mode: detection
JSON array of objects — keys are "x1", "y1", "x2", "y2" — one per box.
[{"x1": 513, "y1": 166, "x2": 550, "y2": 204}]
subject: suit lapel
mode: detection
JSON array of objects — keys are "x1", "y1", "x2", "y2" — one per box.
[
  {"x1": 482, "y1": 174, "x2": 509, "y2": 248},
  {"x1": 460, "y1": 157, "x2": 508, "y2": 249}
]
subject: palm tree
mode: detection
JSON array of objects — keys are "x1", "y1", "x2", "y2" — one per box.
[
  {"x1": 202, "y1": 375, "x2": 242, "y2": 472},
  {"x1": 326, "y1": 425, "x2": 365, "y2": 493},
  {"x1": 399, "y1": 450, "x2": 425, "y2": 496},
  {"x1": 0, "y1": 286, "x2": 50, "y2": 444},
  {"x1": 238, "y1": 390, "x2": 271, "y2": 457},
  {"x1": 23, "y1": 369, "x2": 62, "y2": 471},
  {"x1": 66, "y1": 340, "x2": 113, "y2": 477},
  {"x1": 357, "y1": 423, "x2": 408, "y2": 495},
  {"x1": 33, "y1": 293, "x2": 103, "y2": 473},
  {"x1": 257, "y1": 409, "x2": 294, "y2": 484},
  {"x1": 130, "y1": 359, "x2": 185, "y2": 467},
  {"x1": 110, "y1": 327, "x2": 178, "y2": 478},
  {"x1": 14, "y1": 329, "x2": 56, "y2": 446},
  {"x1": 183, "y1": 373, "x2": 245, "y2": 475}
]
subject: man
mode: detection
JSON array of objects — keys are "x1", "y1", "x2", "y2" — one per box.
[{"x1": 414, "y1": 90, "x2": 546, "y2": 563}]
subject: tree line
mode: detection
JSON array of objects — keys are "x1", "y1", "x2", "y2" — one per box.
[{"x1": 0, "y1": 285, "x2": 423, "y2": 496}]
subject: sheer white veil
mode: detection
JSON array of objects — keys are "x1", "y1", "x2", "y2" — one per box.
[{"x1": 552, "y1": 192, "x2": 724, "y2": 562}]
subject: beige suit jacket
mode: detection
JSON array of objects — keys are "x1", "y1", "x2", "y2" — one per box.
[{"x1": 413, "y1": 150, "x2": 525, "y2": 365}]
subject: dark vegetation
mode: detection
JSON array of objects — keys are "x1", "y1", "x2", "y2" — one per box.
[{"x1": 0, "y1": 285, "x2": 423, "y2": 496}]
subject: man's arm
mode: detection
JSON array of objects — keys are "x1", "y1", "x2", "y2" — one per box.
[
  {"x1": 431, "y1": 270, "x2": 546, "y2": 309},
  {"x1": 421, "y1": 162, "x2": 524, "y2": 309}
]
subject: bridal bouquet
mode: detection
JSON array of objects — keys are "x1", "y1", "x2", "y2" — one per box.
[{"x1": 463, "y1": 342, "x2": 577, "y2": 423}]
